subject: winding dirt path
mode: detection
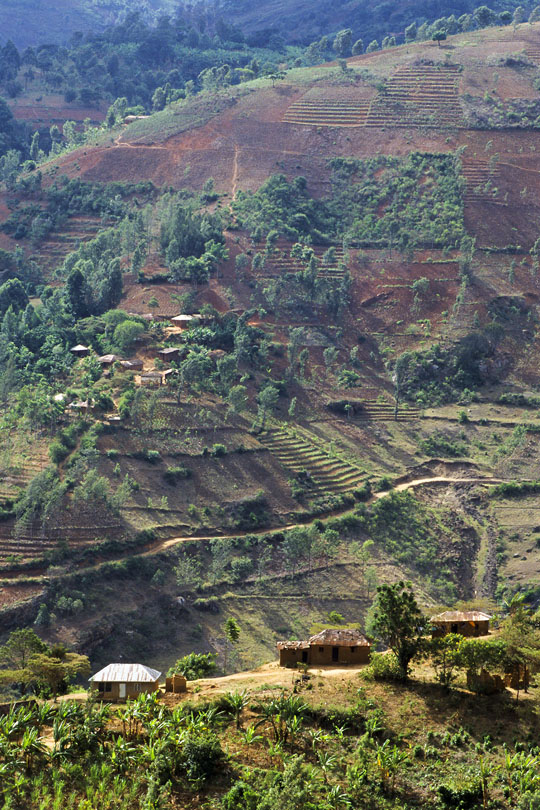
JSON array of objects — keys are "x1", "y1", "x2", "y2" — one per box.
[{"x1": 0, "y1": 474, "x2": 502, "y2": 584}]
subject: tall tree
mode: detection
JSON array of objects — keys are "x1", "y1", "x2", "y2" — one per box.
[{"x1": 368, "y1": 581, "x2": 427, "y2": 679}]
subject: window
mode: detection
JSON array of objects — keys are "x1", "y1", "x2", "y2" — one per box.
[
  {"x1": 135, "y1": 683, "x2": 142, "y2": 692},
  {"x1": 98, "y1": 682, "x2": 112, "y2": 692},
  {"x1": 350, "y1": 646, "x2": 356, "y2": 652},
  {"x1": 319, "y1": 647, "x2": 324, "y2": 653}
]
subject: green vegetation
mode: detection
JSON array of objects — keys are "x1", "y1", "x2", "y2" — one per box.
[{"x1": 233, "y1": 153, "x2": 465, "y2": 250}]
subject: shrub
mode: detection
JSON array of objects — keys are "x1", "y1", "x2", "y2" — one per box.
[
  {"x1": 193, "y1": 596, "x2": 220, "y2": 612},
  {"x1": 182, "y1": 731, "x2": 224, "y2": 784},
  {"x1": 49, "y1": 441, "x2": 70, "y2": 464},
  {"x1": 168, "y1": 652, "x2": 217, "y2": 679},
  {"x1": 230, "y1": 556, "x2": 253, "y2": 580},
  {"x1": 210, "y1": 443, "x2": 227, "y2": 457},
  {"x1": 106, "y1": 449, "x2": 119, "y2": 459},
  {"x1": 163, "y1": 465, "x2": 191, "y2": 484},
  {"x1": 363, "y1": 652, "x2": 402, "y2": 681}
]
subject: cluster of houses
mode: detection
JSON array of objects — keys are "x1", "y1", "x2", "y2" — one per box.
[
  {"x1": 70, "y1": 312, "x2": 225, "y2": 392},
  {"x1": 276, "y1": 610, "x2": 492, "y2": 667},
  {"x1": 87, "y1": 611, "x2": 493, "y2": 702}
]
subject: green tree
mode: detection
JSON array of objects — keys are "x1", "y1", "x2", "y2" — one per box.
[
  {"x1": 223, "y1": 617, "x2": 241, "y2": 674},
  {"x1": 432, "y1": 31, "x2": 447, "y2": 46},
  {"x1": 368, "y1": 581, "x2": 427, "y2": 679},
  {"x1": 27, "y1": 648, "x2": 90, "y2": 698},
  {"x1": 0, "y1": 628, "x2": 47, "y2": 670},
  {"x1": 257, "y1": 384, "x2": 279, "y2": 430},
  {"x1": 333, "y1": 29, "x2": 352, "y2": 57},
  {"x1": 226, "y1": 384, "x2": 248, "y2": 416},
  {"x1": 113, "y1": 319, "x2": 145, "y2": 353},
  {"x1": 352, "y1": 38, "x2": 364, "y2": 55},
  {"x1": 513, "y1": 5, "x2": 525, "y2": 30},
  {"x1": 405, "y1": 22, "x2": 417, "y2": 41},
  {"x1": 428, "y1": 633, "x2": 462, "y2": 689},
  {"x1": 168, "y1": 652, "x2": 217, "y2": 679}
]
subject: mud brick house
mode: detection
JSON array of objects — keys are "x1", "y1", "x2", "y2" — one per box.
[
  {"x1": 89, "y1": 663, "x2": 161, "y2": 701},
  {"x1": 157, "y1": 346, "x2": 181, "y2": 362},
  {"x1": 277, "y1": 628, "x2": 371, "y2": 667},
  {"x1": 430, "y1": 610, "x2": 491, "y2": 638}
]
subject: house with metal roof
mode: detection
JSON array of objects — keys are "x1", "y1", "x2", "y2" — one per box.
[
  {"x1": 89, "y1": 663, "x2": 161, "y2": 701},
  {"x1": 277, "y1": 628, "x2": 371, "y2": 667},
  {"x1": 430, "y1": 610, "x2": 491, "y2": 638}
]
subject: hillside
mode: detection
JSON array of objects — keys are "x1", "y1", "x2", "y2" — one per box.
[{"x1": 3, "y1": 19, "x2": 540, "y2": 680}]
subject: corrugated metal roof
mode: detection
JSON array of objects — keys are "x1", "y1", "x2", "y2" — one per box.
[
  {"x1": 308, "y1": 629, "x2": 370, "y2": 647},
  {"x1": 431, "y1": 611, "x2": 491, "y2": 623},
  {"x1": 89, "y1": 663, "x2": 161, "y2": 683}
]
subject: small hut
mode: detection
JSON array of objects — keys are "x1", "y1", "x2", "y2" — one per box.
[
  {"x1": 165, "y1": 674, "x2": 187, "y2": 694},
  {"x1": 170, "y1": 314, "x2": 194, "y2": 327},
  {"x1": 431, "y1": 611, "x2": 491, "y2": 638},
  {"x1": 98, "y1": 354, "x2": 119, "y2": 366},
  {"x1": 278, "y1": 628, "x2": 371, "y2": 667},
  {"x1": 70, "y1": 344, "x2": 91, "y2": 358},
  {"x1": 157, "y1": 347, "x2": 180, "y2": 362},
  {"x1": 140, "y1": 371, "x2": 163, "y2": 387},
  {"x1": 118, "y1": 359, "x2": 143, "y2": 371},
  {"x1": 89, "y1": 663, "x2": 161, "y2": 701}
]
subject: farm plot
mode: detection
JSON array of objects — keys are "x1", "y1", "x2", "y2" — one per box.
[
  {"x1": 31, "y1": 215, "x2": 102, "y2": 275},
  {"x1": 351, "y1": 401, "x2": 422, "y2": 422},
  {"x1": 460, "y1": 158, "x2": 507, "y2": 206},
  {"x1": 366, "y1": 64, "x2": 464, "y2": 129},
  {"x1": 525, "y1": 45, "x2": 540, "y2": 64},
  {"x1": 257, "y1": 238, "x2": 347, "y2": 280},
  {"x1": 259, "y1": 424, "x2": 367, "y2": 496},
  {"x1": 282, "y1": 98, "x2": 371, "y2": 127}
]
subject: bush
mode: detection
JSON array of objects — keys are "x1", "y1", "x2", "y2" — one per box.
[
  {"x1": 193, "y1": 596, "x2": 220, "y2": 612},
  {"x1": 437, "y1": 780, "x2": 483, "y2": 809},
  {"x1": 168, "y1": 652, "x2": 217, "y2": 679},
  {"x1": 210, "y1": 443, "x2": 227, "y2": 457},
  {"x1": 49, "y1": 441, "x2": 70, "y2": 464},
  {"x1": 163, "y1": 465, "x2": 191, "y2": 484},
  {"x1": 363, "y1": 652, "x2": 402, "y2": 681},
  {"x1": 419, "y1": 433, "x2": 468, "y2": 457},
  {"x1": 106, "y1": 449, "x2": 119, "y2": 459},
  {"x1": 182, "y1": 731, "x2": 224, "y2": 784},
  {"x1": 230, "y1": 556, "x2": 253, "y2": 580}
]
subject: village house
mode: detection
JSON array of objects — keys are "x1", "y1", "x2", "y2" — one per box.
[
  {"x1": 89, "y1": 663, "x2": 161, "y2": 701},
  {"x1": 118, "y1": 359, "x2": 143, "y2": 371},
  {"x1": 277, "y1": 628, "x2": 371, "y2": 667},
  {"x1": 139, "y1": 371, "x2": 163, "y2": 387},
  {"x1": 97, "y1": 354, "x2": 119, "y2": 367},
  {"x1": 157, "y1": 347, "x2": 181, "y2": 362},
  {"x1": 70, "y1": 344, "x2": 91, "y2": 358},
  {"x1": 430, "y1": 610, "x2": 491, "y2": 638}
]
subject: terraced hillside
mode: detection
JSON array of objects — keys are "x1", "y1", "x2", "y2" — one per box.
[
  {"x1": 259, "y1": 425, "x2": 367, "y2": 496},
  {"x1": 366, "y1": 64, "x2": 464, "y2": 129},
  {"x1": 257, "y1": 238, "x2": 347, "y2": 279},
  {"x1": 282, "y1": 98, "x2": 371, "y2": 127},
  {"x1": 461, "y1": 158, "x2": 507, "y2": 206},
  {"x1": 30, "y1": 215, "x2": 103, "y2": 274}
]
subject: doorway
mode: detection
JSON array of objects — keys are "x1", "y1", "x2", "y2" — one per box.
[
  {"x1": 332, "y1": 646, "x2": 339, "y2": 663},
  {"x1": 119, "y1": 683, "x2": 126, "y2": 699}
]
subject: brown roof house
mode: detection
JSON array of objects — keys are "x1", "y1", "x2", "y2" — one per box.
[
  {"x1": 157, "y1": 346, "x2": 181, "y2": 362},
  {"x1": 278, "y1": 628, "x2": 370, "y2": 668},
  {"x1": 89, "y1": 663, "x2": 161, "y2": 702},
  {"x1": 431, "y1": 611, "x2": 491, "y2": 638}
]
